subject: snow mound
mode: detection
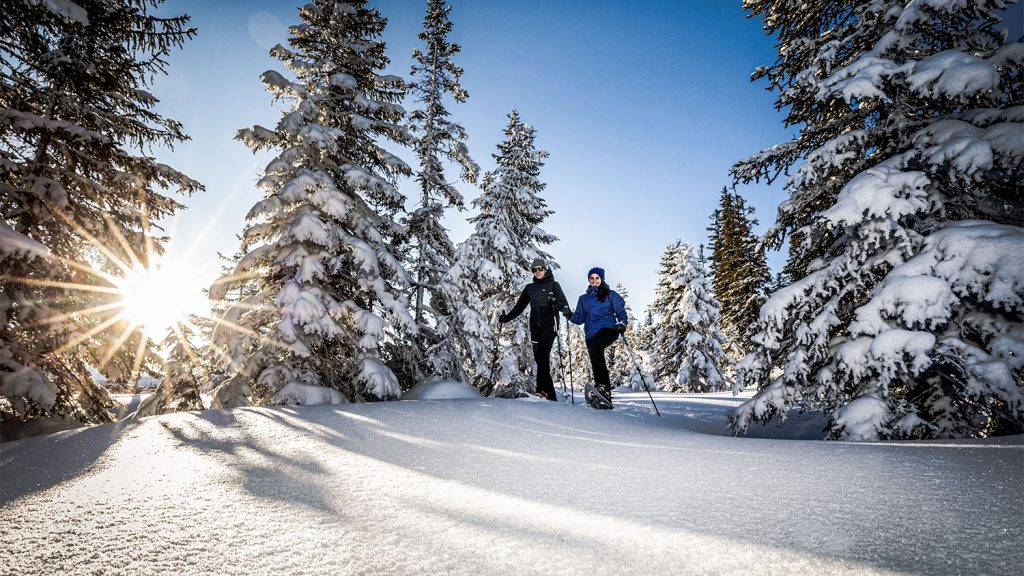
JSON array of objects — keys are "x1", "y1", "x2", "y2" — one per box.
[
  {"x1": 271, "y1": 382, "x2": 348, "y2": 405},
  {"x1": 403, "y1": 378, "x2": 481, "y2": 400}
]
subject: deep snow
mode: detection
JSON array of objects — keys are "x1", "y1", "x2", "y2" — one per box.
[{"x1": 1, "y1": 387, "x2": 1021, "y2": 576}]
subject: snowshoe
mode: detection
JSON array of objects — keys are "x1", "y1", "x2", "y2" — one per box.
[{"x1": 584, "y1": 383, "x2": 612, "y2": 410}]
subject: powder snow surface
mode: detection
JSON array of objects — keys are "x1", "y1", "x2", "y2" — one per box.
[{"x1": 1, "y1": 390, "x2": 1021, "y2": 576}]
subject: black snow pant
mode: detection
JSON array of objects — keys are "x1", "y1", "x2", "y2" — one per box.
[
  {"x1": 532, "y1": 330, "x2": 557, "y2": 400},
  {"x1": 586, "y1": 328, "x2": 620, "y2": 389}
]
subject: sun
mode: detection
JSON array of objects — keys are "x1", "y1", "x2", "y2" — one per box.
[{"x1": 116, "y1": 260, "x2": 207, "y2": 340}]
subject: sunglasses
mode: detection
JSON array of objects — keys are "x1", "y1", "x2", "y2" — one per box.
[{"x1": 532, "y1": 267, "x2": 545, "y2": 272}]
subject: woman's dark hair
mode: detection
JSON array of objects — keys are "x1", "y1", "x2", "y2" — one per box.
[{"x1": 597, "y1": 281, "x2": 610, "y2": 302}]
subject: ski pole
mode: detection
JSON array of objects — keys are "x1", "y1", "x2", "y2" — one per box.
[
  {"x1": 565, "y1": 316, "x2": 574, "y2": 404},
  {"x1": 619, "y1": 334, "x2": 660, "y2": 417},
  {"x1": 551, "y1": 300, "x2": 567, "y2": 400}
]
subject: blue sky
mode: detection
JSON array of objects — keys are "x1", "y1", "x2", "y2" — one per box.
[{"x1": 147, "y1": 1, "x2": 851, "y2": 314}]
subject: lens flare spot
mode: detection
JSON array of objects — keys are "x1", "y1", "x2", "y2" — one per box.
[{"x1": 117, "y1": 262, "x2": 205, "y2": 339}]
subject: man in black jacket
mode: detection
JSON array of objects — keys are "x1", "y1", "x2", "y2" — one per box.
[{"x1": 499, "y1": 258, "x2": 572, "y2": 401}]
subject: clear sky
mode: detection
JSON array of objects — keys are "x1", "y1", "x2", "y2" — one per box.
[{"x1": 143, "y1": 1, "x2": 846, "y2": 315}]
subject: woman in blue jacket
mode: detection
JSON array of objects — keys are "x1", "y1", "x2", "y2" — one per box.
[{"x1": 569, "y1": 267, "x2": 627, "y2": 407}]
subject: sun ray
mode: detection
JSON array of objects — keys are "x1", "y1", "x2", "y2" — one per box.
[
  {"x1": 97, "y1": 322, "x2": 144, "y2": 373},
  {"x1": 102, "y1": 213, "x2": 146, "y2": 272},
  {"x1": 212, "y1": 300, "x2": 276, "y2": 313},
  {"x1": 43, "y1": 199, "x2": 136, "y2": 277},
  {"x1": 0, "y1": 275, "x2": 123, "y2": 295},
  {"x1": 37, "y1": 301, "x2": 127, "y2": 326},
  {"x1": 210, "y1": 315, "x2": 292, "y2": 353},
  {"x1": 20, "y1": 195, "x2": 220, "y2": 390},
  {"x1": 208, "y1": 270, "x2": 268, "y2": 295},
  {"x1": 163, "y1": 215, "x2": 220, "y2": 266},
  {"x1": 171, "y1": 322, "x2": 204, "y2": 370},
  {"x1": 54, "y1": 310, "x2": 132, "y2": 355},
  {"x1": 138, "y1": 198, "x2": 157, "y2": 272},
  {"x1": 50, "y1": 254, "x2": 121, "y2": 286},
  {"x1": 129, "y1": 330, "x2": 152, "y2": 384}
]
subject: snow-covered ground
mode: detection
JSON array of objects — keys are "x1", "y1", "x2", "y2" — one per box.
[{"x1": 1, "y1": 385, "x2": 1021, "y2": 575}]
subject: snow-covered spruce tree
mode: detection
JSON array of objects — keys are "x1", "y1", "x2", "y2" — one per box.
[
  {"x1": 435, "y1": 110, "x2": 555, "y2": 396},
  {"x1": 731, "y1": 0, "x2": 1023, "y2": 440},
  {"x1": 678, "y1": 246, "x2": 732, "y2": 392},
  {"x1": 405, "y1": 0, "x2": 478, "y2": 384},
  {"x1": 210, "y1": 0, "x2": 415, "y2": 406},
  {"x1": 0, "y1": 1, "x2": 200, "y2": 423},
  {"x1": 135, "y1": 323, "x2": 205, "y2": 418},
  {"x1": 706, "y1": 187, "x2": 770, "y2": 355},
  {"x1": 648, "y1": 241, "x2": 688, "y2": 388},
  {"x1": 649, "y1": 242, "x2": 731, "y2": 392}
]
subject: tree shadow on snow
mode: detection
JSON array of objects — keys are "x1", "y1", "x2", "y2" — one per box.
[
  {"x1": 153, "y1": 407, "x2": 350, "y2": 515},
  {"x1": 0, "y1": 417, "x2": 141, "y2": 504}
]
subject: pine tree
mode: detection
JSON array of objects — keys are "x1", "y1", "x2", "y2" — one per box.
[
  {"x1": 648, "y1": 241, "x2": 687, "y2": 388},
  {"x1": 706, "y1": 187, "x2": 770, "y2": 355},
  {"x1": 649, "y1": 242, "x2": 731, "y2": 392},
  {"x1": 678, "y1": 245, "x2": 731, "y2": 392},
  {"x1": 0, "y1": 1, "x2": 201, "y2": 423},
  {"x1": 731, "y1": 0, "x2": 1023, "y2": 440},
  {"x1": 135, "y1": 323, "x2": 205, "y2": 417},
  {"x1": 405, "y1": 0, "x2": 478, "y2": 384},
  {"x1": 435, "y1": 110, "x2": 555, "y2": 396},
  {"x1": 210, "y1": 0, "x2": 415, "y2": 406}
]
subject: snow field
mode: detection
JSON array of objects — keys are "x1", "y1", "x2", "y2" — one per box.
[{"x1": 2, "y1": 394, "x2": 1021, "y2": 575}]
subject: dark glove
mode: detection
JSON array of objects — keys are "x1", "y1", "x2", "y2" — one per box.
[
  {"x1": 615, "y1": 323, "x2": 626, "y2": 333},
  {"x1": 498, "y1": 313, "x2": 508, "y2": 324},
  {"x1": 561, "y1": 306, "x2": 572, "y2": 319}
]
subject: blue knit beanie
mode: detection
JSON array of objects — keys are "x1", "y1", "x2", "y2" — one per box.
[{"x1": 587, "y1": 267, "x2": 605, "y2": 281}]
